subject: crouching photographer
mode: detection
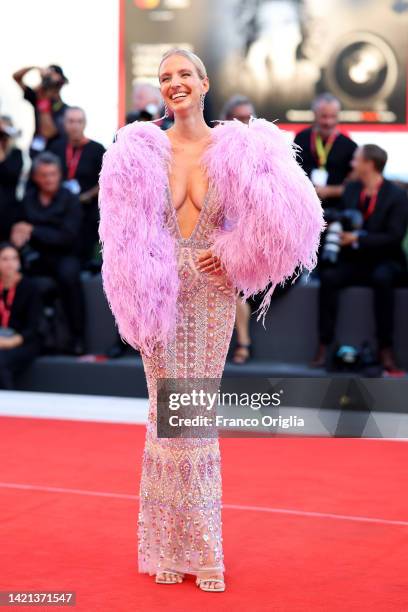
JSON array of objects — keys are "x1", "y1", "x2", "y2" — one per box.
[{"x1": 313, "y1": 144, "x2": 408, "y2": 372}]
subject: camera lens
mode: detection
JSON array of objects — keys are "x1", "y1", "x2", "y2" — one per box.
[
  {"x1": 335, "y1": 42, "x2": 387, "y2": 99},
  {"x1": 326, "y1": 32, "x2": 398, "y2": 107}
]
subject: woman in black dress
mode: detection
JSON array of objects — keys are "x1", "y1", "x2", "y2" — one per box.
[{"x1": 0, "y1": 242, "x2": 43, "y2": 389}]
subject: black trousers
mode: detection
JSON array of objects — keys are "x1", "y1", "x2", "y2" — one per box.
[
  {"x1": 247, "y1": 272, "x2": 301, "y2": 312},
  {"x1": 28, "y1": 252, "x2": 85, "y2": 339},
  {"x1": 0, "y1": 342, "x2": 40, "y2": 390},
  {"x1": 80, "y1": 201, "x2": 100, "y2": 264},
  {"x1": 319, "y1": 258, "x2": 406, "y2": 349}
]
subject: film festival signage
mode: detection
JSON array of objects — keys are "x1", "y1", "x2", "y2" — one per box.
[{"x1": 120, "y1": 0, "x2": 408, "y2": 130}]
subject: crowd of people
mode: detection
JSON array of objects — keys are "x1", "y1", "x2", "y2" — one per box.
[
  {"x1": 221, "y1": 92, "x2": 408, "y2": 374},
  {"x1": 2, "y1": 66, "x2": 105, "y2": 335},
  {"x1": 0, "y1": 63, "x2": 407, "y2": 389}
]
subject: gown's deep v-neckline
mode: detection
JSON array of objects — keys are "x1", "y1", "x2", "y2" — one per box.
[
  {"x1": 164, "y1": 131, "x2": 213, "y2": 242},
  {"x1": 166, "y1": 183, "x2": 211, "y2": 243}
]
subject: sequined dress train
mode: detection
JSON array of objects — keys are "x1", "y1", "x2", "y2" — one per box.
[{"x1": 137, "y1": 183, "x2": 236, "y2": 577}]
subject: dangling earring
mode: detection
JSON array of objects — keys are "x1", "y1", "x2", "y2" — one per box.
[
  {"x1": 200, "y1": 93, "x2": 205, "y2": 111},
  {"x1": 163, "y1": 102, "x2": 169, "y2": 118}
]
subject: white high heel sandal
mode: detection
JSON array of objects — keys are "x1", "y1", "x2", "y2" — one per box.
[
  {"x1": 155, "y1": 571, "x2": 184, "y2": 584},
  {"x1": 195, "y1": 576, "x2": 226, "y2": 592}
]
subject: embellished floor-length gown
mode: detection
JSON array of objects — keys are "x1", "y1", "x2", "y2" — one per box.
[{"x1": 137, "y1": 182, "x2": 237, "y2": 577}]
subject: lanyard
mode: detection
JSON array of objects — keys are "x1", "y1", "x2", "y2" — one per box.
[
  {"x1": 0, "y1": 283, "x2": 17, "y2": 328},
  {"x1": 311, "y1": 130, "x2": 338, "y2": 168},
  {"x1": 359, "y1": 180, "x2": 383, "y2": 220},
  {"x1": 65, "y1": 140, "x2": 88, "y2": 180}
]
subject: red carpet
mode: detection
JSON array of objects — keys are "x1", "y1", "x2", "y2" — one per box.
[{"x1": 0, "y1": 416, "x2": 407, "y2": 611}]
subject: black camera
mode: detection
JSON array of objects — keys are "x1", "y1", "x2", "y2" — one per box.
[
  {"x1": 126, "y1": 109, "x2": 153, "y2": 124},
  {"x1": 41, "y1": 75, "x2": 62, "y2": 90},
  {"x1": 125, "y1": 102, "x2": 161, "y2": 124},
  {"x1": 321, "y1": 208, "x2": 364, "y2": 265},
  {"x1": 328, "y1": 341, "x2": 381, "y2": 376},
  {"x1": 0, "y1": 125, "x2": 20, "y2": 140},
  {"x1": 19, "y1": 243, "x2": 40, "y2": 271}
]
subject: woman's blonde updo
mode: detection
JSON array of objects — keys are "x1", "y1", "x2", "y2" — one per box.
[{"x1": 158, "y1": 48, "x2": 207, "y2": 81}]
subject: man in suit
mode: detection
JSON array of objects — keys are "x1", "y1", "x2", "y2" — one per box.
[{"x1": 313, "y1": 144, "x2": 408, "y2": 372}]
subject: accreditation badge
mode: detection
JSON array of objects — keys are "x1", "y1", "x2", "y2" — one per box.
[
  {"x1": 63, "y1": 179, "x2": 81, "y2": 195},
  {"x1": 31, "y1": 135, "x2": 46, "y2": 152},
  {"x1": 311, "y1": 167, "x2": 328, "y2": 187}
]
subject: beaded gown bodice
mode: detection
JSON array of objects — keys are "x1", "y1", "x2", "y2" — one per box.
[{"x1": 137, "y1": 182, "x2": 237, "y2": 577}]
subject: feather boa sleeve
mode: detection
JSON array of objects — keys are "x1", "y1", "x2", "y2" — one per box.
[
  {"x1": 98, "y1": 121, "x2": 179, "y2": 356},
  {"x1": 203, "y1": 118, "x2": 326, "y2": 320}
]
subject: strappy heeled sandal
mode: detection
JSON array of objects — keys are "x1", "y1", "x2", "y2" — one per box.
[
  {"x1": 231, "y1": 342, "x2": 252, "y2": 364},
  {"x1": 195, "y1": 576, "x2": 226, "y2": 592},
  {"x1": 155, "y1": 570, "x2": 185, "y2": 584}
]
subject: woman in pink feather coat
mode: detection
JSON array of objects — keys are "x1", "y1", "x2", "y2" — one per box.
[{"x1": 98, "y1": 48, "x2": 325, "y2": 592}]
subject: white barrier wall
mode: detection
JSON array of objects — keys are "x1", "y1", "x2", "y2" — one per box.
[{"x1": 0, "y1": 0, "x2": 406, "y2": 179}]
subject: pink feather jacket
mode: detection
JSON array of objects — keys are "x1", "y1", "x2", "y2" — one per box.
[{"x1": 98, "y1": 118, "x2": 326, "y2": 356}]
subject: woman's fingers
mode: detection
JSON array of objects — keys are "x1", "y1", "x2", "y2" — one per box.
[
  {"x1": 200, "y1": 262, "x2": 222, "y2": 273},
  {"x1": 196, "y1": 254, "x2": 212, "y2": 268},
  {"x1": 198, "y1": 258, "x2": 222, "y2": 273},
  {"x1": 197, "y1": 253, "x2": 219, "y2": 264},
  {"x1": 196, "y1": 250, "x2": 221, "y2": 268},
  {"x1": 195, "y1": 250, "x2": 234, "y2": 294}
]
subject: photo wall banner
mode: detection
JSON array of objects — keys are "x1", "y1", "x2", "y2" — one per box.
[{"x1": 120, "y1": 0, "x2": 408, "y2": 130}]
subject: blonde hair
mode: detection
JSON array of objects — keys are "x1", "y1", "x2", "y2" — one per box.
[{"x1": 158, "y1": 48, "x2": 207, "y2": 80}]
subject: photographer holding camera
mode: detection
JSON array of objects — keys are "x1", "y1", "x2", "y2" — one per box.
[
  {"x1": 13, "y1": 64, "x2": 69, "y2": 157},
  {"x1": 313, "y1": 144, "x2": 408, "y2": 372},
  {"x1": 10, "y1": 152, "x2": 85, "y2": 356},
  {"x1": 125, "y1": 82, "x2": 173, "y2": 128},
  {"x1": 0, "y1": 116, "x2": 23, "y2": 241}
]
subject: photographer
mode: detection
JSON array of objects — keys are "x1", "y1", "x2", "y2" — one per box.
[
  {"x1": 0, "y1": 116, "x2": 23, "y2": 241},
  {"x1": 126, "y1": 82, "x2": 172, "y2": 129},
  {"x1": 0, "y1": 242, "x2": 42, "y2": 389},
  {"x1": 49, "y1": 107, "x2": 105, "y2": 267},
  {"x1": 313, "y1": 144, "x2": 408, "y2": 372},
  {"x1": 12, "y1": 65, "x2": 69, "y2": 157},
  {"x1": 10, "y1": 152, "x2": 85, "y2": 356}
]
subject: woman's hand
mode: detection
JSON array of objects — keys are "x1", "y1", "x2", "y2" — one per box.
[
  {"x1": 10, "y1": 223, "x2": 32, "y2": 248},
  {"x1": 340, "y1": 231, "x2": 358, "y2": 247},
  {"x1": 0, "y1": 334, "x2": 23, "y2": 350},
  {"x1": 196, "y1": 250, "x2": 235, "y2": 296}
]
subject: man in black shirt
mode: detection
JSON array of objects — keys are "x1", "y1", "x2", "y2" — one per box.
[
  {"x1": 49, "y1": 107, "x2": 106, "y2": 266},
  {"x1": 313, "y1": 144, "x2": 408, "y2": 373},
  {"x1": 12, "y1": 65, "x2": 69, "y2": 158},
  {"x1": 294, "y1": 93, "x2": 357, "y2": 209},
  {"x1": 10, "y1": 152, "x2": 85, "y2": 355}
]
